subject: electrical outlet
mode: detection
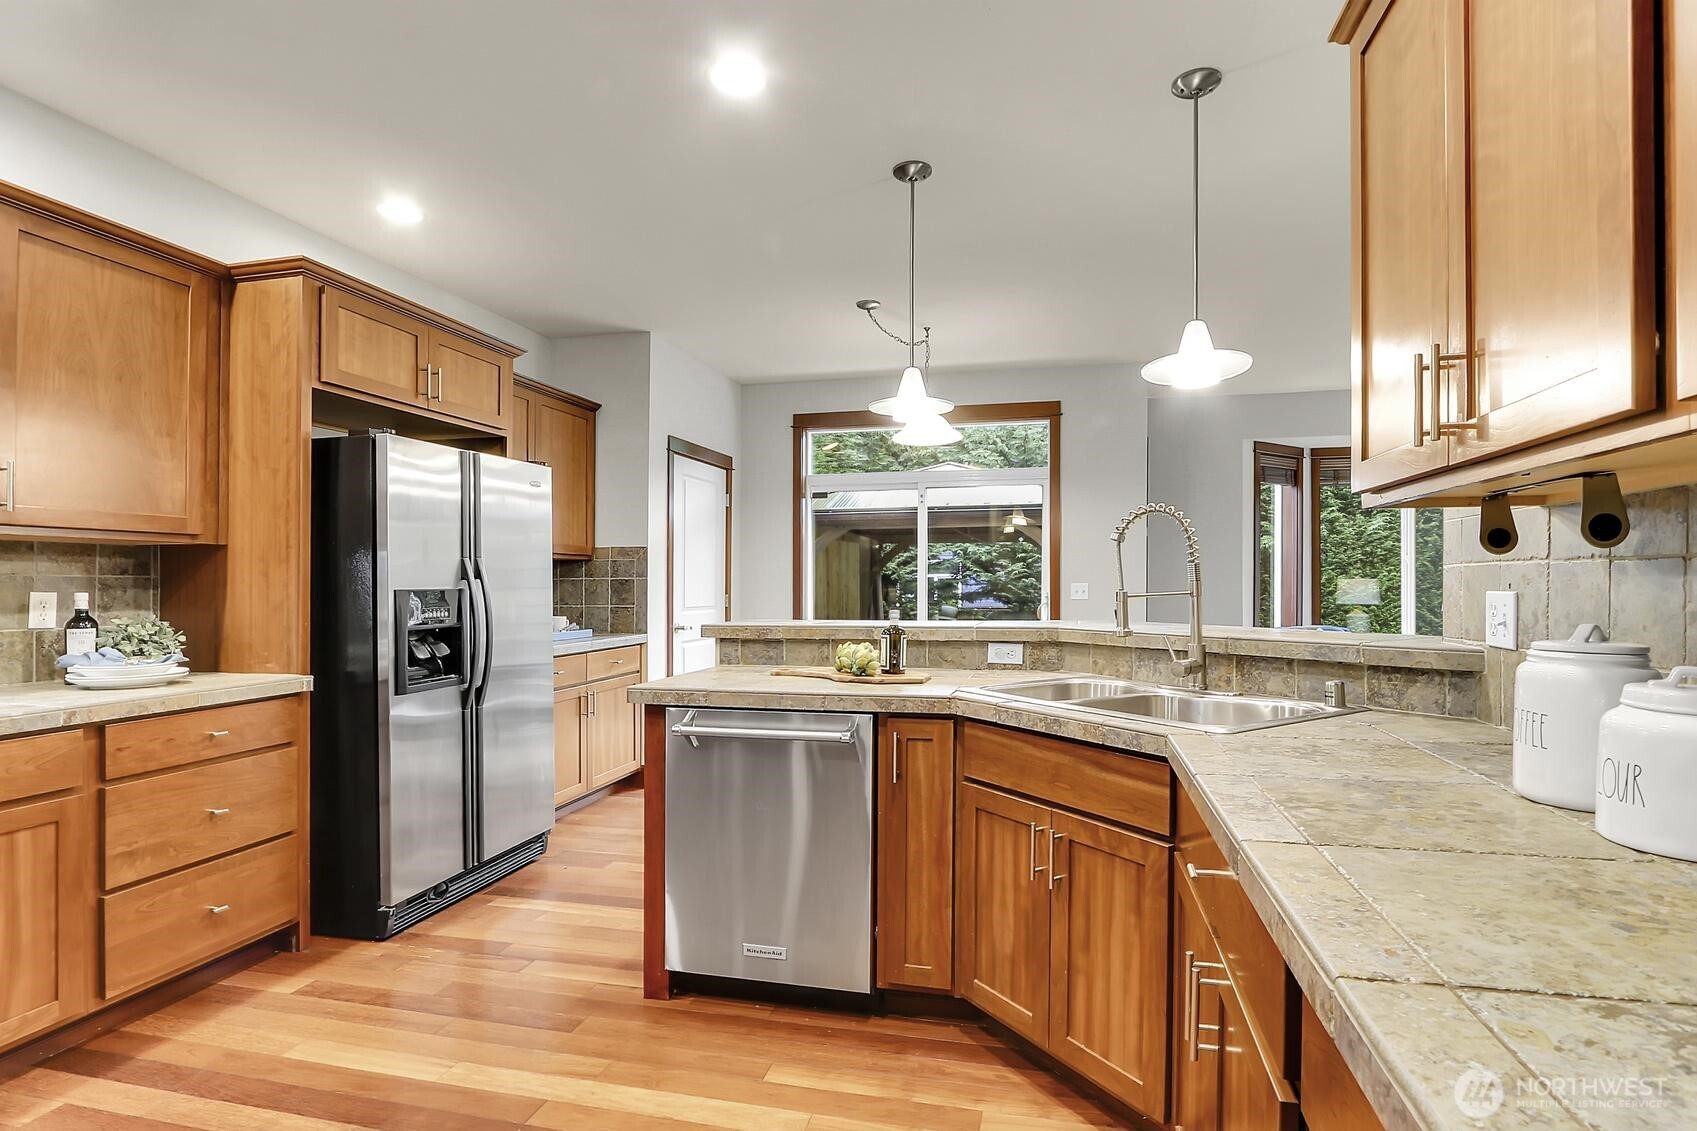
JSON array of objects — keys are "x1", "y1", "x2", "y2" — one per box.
[
  {"x1": 27, "y1": 591, "x2": 57, "y2": 629},
  {"x1": 1069, "y1": 582, "x2": 1089, "y2": 600},
  {"x1": 987, "y1": 642, "x2": 1024, "y2": 666},
  {"x1": 1485, "y1": 590, "x2": 1518, "y2": 649}
]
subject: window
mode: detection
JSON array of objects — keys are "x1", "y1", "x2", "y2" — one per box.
[
  {"x1": 794, "y1": 403, "x2": 1059, "y2": 621},
  {"x1": 1251, "y1": 444, "x2": 1442, "y2": 634}
]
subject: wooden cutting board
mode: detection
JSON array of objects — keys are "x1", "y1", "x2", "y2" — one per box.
[{"x1": 769, "y1": 666, "x2": 933, "y2": 685}]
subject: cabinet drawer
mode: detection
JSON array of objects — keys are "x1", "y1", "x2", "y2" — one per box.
[
  {"x1": 1176, "y1": 789, "x2": 1293, "y2": 1085},
  {"x1": 103, "y1": 746, "x2": 298, "y2": 889},
  {"x1": 959, "y1": 723, "x2": 1171, "y2": 837},
  {"x1": 0, "y1": 729, "x2": 86, "y2": 804},
  {"x1": 104, "y1": 697, "x2": 299, "y2": 779},
  {"x1": 102, "y1": 836, "x2": 297, "y2": 999},
  {"x1": 586, "y1": 645, "x2": 642, "y2": 683},
  {"x1": 553, "y1": 653, "x2": 589, "y2": 687}
]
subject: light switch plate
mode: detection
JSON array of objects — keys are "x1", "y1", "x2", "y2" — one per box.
[
  {"x1": 1069, "y1": 582, "x2": 1089, "y2": 600},
  {"x1": 28, "y1": 591, "x2": 57, "y2": 629},
  {"x1": 987, "y1": 642, "x2": 1024, "y2": 666},
  {"x1": 1485, "y1": 590, "x2": 1518, "y2": 649}
]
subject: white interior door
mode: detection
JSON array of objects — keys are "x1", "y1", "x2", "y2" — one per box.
[{"x1": 671, "y1": 453, "x2": 728, "y2": 674}]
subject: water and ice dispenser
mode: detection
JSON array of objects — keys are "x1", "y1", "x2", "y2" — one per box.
[{"x1": 394, "y1": 587, "x2": 467, "y2": 694}]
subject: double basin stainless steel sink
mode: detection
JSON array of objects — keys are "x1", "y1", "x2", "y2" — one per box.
[{"x1": 971, "y1": 676, "x2": 1360, "y2": 734}]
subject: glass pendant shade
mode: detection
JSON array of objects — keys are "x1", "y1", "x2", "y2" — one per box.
[
  {"x1": 1140, "y1": 318, "x2": 1252, "y2": 389},
  {"x1": 891, "y1": 411, "x2": 962, "y2": 447},
  {"x1": 868, "y1": 366, "x2": 955, "y2": 422}
]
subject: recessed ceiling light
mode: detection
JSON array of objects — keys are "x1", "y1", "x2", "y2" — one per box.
[
  {"x1": 709, "y1": 51, "x2": 767, "y2": 99},
  {"x1": 376, "y1": 195, "x2": 424, "y2": 225}
]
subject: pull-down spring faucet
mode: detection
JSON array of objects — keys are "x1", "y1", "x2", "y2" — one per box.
[{"x1": 1111, "y1": 502, "x2": 1206, "y2": 689}]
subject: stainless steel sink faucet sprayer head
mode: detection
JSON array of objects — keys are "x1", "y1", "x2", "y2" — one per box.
[{"x1": 1110, "y1": 502, "x2": 1206, "y2": 689}]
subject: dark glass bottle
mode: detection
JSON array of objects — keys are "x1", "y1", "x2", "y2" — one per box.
[{"x1": 64, "y1": 592, "x2": 99, "y2": 656}]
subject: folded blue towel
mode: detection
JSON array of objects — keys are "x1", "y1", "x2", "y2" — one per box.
[
  {"x1": 56, "y1": 648, "x2": 187, "y2": 669},
  {"x1": 552, "y1": 628, "x2": 593, "y2": 642}
]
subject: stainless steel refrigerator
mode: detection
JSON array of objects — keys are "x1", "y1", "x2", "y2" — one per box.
[{"x1": 310, "y1": 432, "x2": 554, "y2": 939}]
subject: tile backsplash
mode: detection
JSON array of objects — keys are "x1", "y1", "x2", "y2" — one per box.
[
  {"x1": 554, "y1": 546, "x2": 647, "y2": 633},
  {"x1": 1442, "y1": 486, "x2": 1695, "y2": 726},
  {"x1": 0, "y1": 541, "x2": 160, "y2": 685}
]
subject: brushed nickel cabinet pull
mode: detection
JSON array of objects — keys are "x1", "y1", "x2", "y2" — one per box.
[
  {"x1": 891, "y1": 732, "x2": 901, "y2": 784},
  {"x1": 1048, "y1": 830, "x2": 1065, "y2": 889},
  {"x1": 1186, "y1": 862, "x2": 1234, "y2": 880},
  {"x1": 207, "y1": 730, "x2": 231, "y2": 738},
  {"x1": 1413, "y1": 351, "x2": 1429, "y2": 446},
  {"x1": 1029, "y1": 822, "x2": 1049, "y2": 880},
  {"x1": 206, "y1": 807, "x2": 231, "y2": 816},
  {"x1": 207, "y1": 904, "x2": 230, "y2": 915},
  {"x1": 0, "y1": 459, "x2": 12, "y2": 511}
]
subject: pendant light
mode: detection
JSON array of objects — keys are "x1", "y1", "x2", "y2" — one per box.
[
  {"x1": 859, "y1": 160, "x2": 961, "y2": 445},
  {"x1": 1141, "y1": 67, "x2": 1252, "y2": 389}
]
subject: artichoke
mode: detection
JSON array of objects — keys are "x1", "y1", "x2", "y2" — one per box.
[{"x1": 834, "y1": 641, "x2": 879, "y2": 677}]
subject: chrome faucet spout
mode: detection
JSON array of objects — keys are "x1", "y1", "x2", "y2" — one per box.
[{"x1": 1109, "y1": 502, "x2": 1206, "y2": 689}]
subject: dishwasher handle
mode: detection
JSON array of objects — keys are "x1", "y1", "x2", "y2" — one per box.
[{"x1": 670, "y1": 710, "x2": 859, "y2": 748}]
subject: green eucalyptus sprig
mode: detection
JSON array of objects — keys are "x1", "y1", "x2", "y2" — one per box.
[{"x1": 97, "y1": 615, "x2": 187, "y2": 662}]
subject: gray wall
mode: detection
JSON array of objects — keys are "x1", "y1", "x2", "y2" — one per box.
[
  {"x1": 735, "y1": 363, "x2": 1150, "y2": 625},
  {"x1": 1145, "y1": 389, "x2": 1350, "y2": 624}
]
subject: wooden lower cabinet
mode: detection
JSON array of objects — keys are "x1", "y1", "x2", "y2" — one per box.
[
  {"x1": 957, "y1": 782, "x2": 1051, "y2": 1043},
  {"x1": 0, "y1": 792, "x2": 93, "y2": 1048},
  {"x1": 1048, "y1": 809, "x2": 1169, "y2": 1116},
  {"x1": 1300, "y1": 997, "x2": 1384, "y2": 1131},
  {"x1": 876, "y1": 718, "x2": 954, "y2": 991},
  {"x1": 553, "y1": 648, "x2": 645, "y2": 806}
]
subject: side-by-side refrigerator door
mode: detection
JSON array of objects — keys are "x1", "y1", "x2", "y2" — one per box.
[
  {"x1": 468, "y1": 452, "x2": 555, "y2": 861},
  {"x1": 380, "y1": 436, "x2": 472, "y2": 906}
]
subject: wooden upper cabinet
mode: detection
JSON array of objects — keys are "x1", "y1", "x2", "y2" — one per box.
[
  {"x1": 955, "y1": 782, "x2": 1050, "y2": 1045},
  {"x1": 1672, "y1": 0, "x2": 1697, "y2": 403},
  {"x1": 1047, "y1": 810, "x2": 1169, "y2": 1118},
  {"x1": 1342, "y1": 0, "x2": 1657, "y2": 494},
  {"x1": 509, "y1": 384, "x2": 533, "y2": 461},
  {"x1": 529, "y1": 391, "x2": 597, "y2": 558},
  {"x1": 320, "y1": 286, "x2": 429, "y2": 405},
  {"x1": 1350, "y1": 0, "x2": 1456, "y2": 491},
  {"x1": 428, "y1": 330, "x2": 508, "y2": 430},
  {"x1": 1455, "y1": 0, "x2": 1656, "y2": 465},
  {"x1": 0, "y1": 204, "x2": 220, "y2": 537},
  {"x1": 876, "y1": 717, "x2": 954, "y2": 992}
]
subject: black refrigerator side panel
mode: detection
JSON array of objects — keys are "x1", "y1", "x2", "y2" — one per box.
[{"x1": 310, "y1": 435, "x2": 385, "y2": 938}]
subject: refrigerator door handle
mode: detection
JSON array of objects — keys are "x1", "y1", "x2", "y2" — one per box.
[
  {"x1": 463, "y1": 557, "x2": 490, "y2": 699},
  {"x1": 472, "y1": 557, "x2": 497, "y2": 701},
  {"x1": 456, "y1": 577, "x2": 476, "y2": 691}
]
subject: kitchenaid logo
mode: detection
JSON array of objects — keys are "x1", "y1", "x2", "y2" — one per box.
[
  {"x1": 741, "y1": 943, "x2": 787, "y2": 961},
  {"x1": 1598, "y1": 755, "x2": 1647, "y2": 808},
  {"x1": 1513, "y1": 707, "x2": 1550, "y2": 750},
  {"x1": 1453, "y1": 1065, "x2": 1670, "y2": 1117}
]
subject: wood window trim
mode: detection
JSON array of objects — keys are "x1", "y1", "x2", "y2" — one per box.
[
  {"x1": 666, "y1": 437, "x2": 735, "y2": 676},
  {"x1": 1251, "y1": 442, "x2": 1305, "y2": 628},
  {"x1": 1306, "y1": 446, "x2": 1351, "y2": 627},
  {"x1": 790, "y1": 401, "x2": 1062, "y2": 620}
]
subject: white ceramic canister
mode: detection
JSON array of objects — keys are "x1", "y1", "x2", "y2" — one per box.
[
  {"x1": 1595, "y1": 667, "x2": 1697, "y2": 861},
  {"x1": 1512, "y1": 624, "x2": 1658, "y2": 811}
]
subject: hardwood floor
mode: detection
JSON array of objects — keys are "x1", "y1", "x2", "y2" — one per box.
[{"x1": 0, "y1": 789, "x2": 1126, "y2": 1129}]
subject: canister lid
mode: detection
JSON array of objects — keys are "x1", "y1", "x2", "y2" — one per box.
[
  {"x1": 1529, "y1": 623, "x2": 1650, "y2": 657},
  {"x1": 1619, "y1": 667, "x2": 1697, "y2": 715}
]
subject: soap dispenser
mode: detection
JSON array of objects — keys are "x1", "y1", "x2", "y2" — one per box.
[{"x1": 879, "y1": 621, "x2": 908, "y2": 675}]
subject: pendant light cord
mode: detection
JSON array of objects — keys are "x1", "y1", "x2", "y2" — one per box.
[
  {"x1": 1191, "y1": 94, "x2": 1200, "y2": 322},
  {"x1": 908, "y1": 174, "x2": 917, "y2": 369}
]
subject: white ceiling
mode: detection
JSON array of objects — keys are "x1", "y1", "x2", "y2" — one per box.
[{"x1": 0, "y1": 0, "x2": 1349, "y2": 390}]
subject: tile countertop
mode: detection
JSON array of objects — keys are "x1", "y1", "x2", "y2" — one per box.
[
  {"x1": 552, "y1": 632, "x2": 648, "y2": 658},
  {"x1": 630, "y1": 666, "x2": 1697, "y2": 1131},
  {"x1": 701, "y1": 620, "x2": 1487, "y2": 672},
  {"x1": 0, "y1": 672, "x2": 313, "y2": 739}
]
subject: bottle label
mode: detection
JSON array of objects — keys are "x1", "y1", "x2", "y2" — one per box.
[{"x1": 66, "y1": 628, "x2": 97, "y2": 656}]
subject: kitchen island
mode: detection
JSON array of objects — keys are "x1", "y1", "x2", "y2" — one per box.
[{"x1": 631, "y1": 666, "x2": 1696, "y2": 1131}]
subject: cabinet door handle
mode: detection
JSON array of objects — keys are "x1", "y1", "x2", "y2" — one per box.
[
  {"x1": 1188, "y1": 957, "x2": 1229, "y2": 1061},
  {"x1": 1028, "y1": 822, "x2": 1049, "y2": 880},
  {"x1": 1048, "y1": 830, "x2": 1064, "y2": 889},
  {"x1": 0, "y1": 459, "x2": 12, "y2": 511},
  {"x1": 207, "y1": 904, "x2": 231, "y2": 915},
  {"x1": 1185, "y1": 862, "x2": 1234, "y2": 880},
  {"x1": 1413, "y1": 351, "x2": 1431, "y2": 445},
  {"x1": 891, "y1": 732, "x2": 901, "y2": 784},
  {"x1": 206, "y1": 807, "x2": 231, "y2": 817},
  {"x1": 587, "y1": 692, "x2": 596, "y2": 718},
  {"x1": 207, "y1": 730, "x2": 231, "y2": 738}
]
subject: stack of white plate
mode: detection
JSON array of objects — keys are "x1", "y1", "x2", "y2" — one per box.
[{"x1": 64, "y1": 663, "x2": 189, "y2": 690}]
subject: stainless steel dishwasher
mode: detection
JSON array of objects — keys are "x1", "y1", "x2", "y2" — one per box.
[{"x1": 664, "y1": 707, "x2": 873, "y2": 994}]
